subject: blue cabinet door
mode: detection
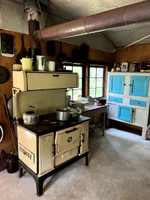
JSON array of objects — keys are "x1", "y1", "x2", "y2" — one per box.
[
  {"x1": 118, "y1": 105, "x2": 133, "y2": 122},
  {"x1": 109, "y1": 75, "x2": 125, "y2": 94},
  {"x1": 129, "y1": 76, "x2": 149, "y2": 97}
]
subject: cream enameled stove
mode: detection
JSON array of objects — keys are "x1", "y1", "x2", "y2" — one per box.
[{"x1": 13, "y1": 70, "x2": 90, "y2": 196}]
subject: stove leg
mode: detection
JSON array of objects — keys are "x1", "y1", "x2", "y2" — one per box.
[
  {"x1": 85, "y1": 152, "x2": 88, "y2": 166},
  {"x1": 36, "y1": 177, "x2": 44, "y2": 196},
  {"x1": 19, "y1": 162, "x2": 24, "y2": 178},
  {"x1": 19, "y1": 167, "x2": 23, "y2": 178}
]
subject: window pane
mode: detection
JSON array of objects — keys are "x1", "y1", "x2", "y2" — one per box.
[
  {"x1": 67, "y1": 65, "x2": 83, "y2": 101},
  {"x1": 89, "y1": 89, "x2": 95, "y2": 98},
  {"x1": 65, "y1": 66, "x2": 72, "y2": 71},
  {"x1": 96, "y1": 88, "x2": 103, "y2": 97},
  {"x1": 90, "y1": 78, "x2": 96, "y2": 88},
  {"x1": 79, "y1": 79, "x2": 82, "y2": 89},
  {"x1": 90, "y1": 68, "x2": 96, "y2": 77},
  {"x1": 97, "y1": 68, "x2": 103, "y2": 77},
  {"x1": 97, "y1": 78, "x2": 103, "y2": 87},
  {"x1": 73, "y1": 89, "x2": 82, "y2": 100},
  {"x1": 73, "y1": 67, "x2": 82, "y2": 78},
  {"x1": 67, "y1": 90, "x2": 73, "y2": 100}
]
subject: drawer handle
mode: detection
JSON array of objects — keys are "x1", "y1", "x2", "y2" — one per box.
[
  {"x1": 66, "y1": 128, "x2": 77, "y2": 134},
  {"x1": 123, "y1": 83, "x2": 126, "y2": 86},
  {"x1": 53, "y1": 74, "x2": 59, "y2": 77},
  {"x1": 136, "y1": 102, "x2": 141, "y2": 105}
]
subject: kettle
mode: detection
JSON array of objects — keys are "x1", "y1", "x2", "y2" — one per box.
[
  {"x1": 23, "y1": 105, "x2": 39, "y2": 125},
  {"x1": 20, "y1": 57, "x2": 33, "y2": 71}
]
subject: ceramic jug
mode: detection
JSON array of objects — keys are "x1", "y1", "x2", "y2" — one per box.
[{"x1": 20, "y1": 58, "x2": 33, "y2": 71}]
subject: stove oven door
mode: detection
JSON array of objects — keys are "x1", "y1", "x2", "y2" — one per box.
[{"x1": 55, "y1": 124, "x2": 81, "y2": 166}]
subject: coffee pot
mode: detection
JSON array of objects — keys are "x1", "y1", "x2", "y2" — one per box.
[{"x1": 36, "y1": 55, "x2": 47, "y2": 71}]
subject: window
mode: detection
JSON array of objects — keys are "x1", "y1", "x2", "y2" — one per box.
[
  {"x1": 89, "y1": 66, "x2": 104, "y2": 98},
  {"x1": 65, "y1": 65, "x2": 83, "y2": 101}
]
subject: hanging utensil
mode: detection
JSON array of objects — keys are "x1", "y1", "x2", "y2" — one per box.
[
  {"x1": 4, "y1": 96, "x2": 13, "y2": 119},
  {"x1": 16, "y1": 35, "x2": 28, "y2": 64},
  {"x1": 0, "y1": 125, "x2": 4, "y2": 143},
  {"x1": 0, "y1": 66, "x2": 9, "y2": 84},
  {"x1": 0, "y1": 93, "x2": 18, "y2": 154},
  {"x1": 56, "y1": 42, "x2": 68, "y2": 63}
]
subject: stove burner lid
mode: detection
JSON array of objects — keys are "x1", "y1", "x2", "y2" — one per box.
[{"x1": 42, "y1": 119, "x2": 57, "y2": 125}]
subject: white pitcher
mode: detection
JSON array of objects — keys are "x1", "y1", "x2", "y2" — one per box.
[{"x1": 20, "y1": 58, "x2": 33, "y2": 71}]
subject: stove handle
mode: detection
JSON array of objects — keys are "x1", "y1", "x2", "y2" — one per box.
[
  {"x1": 66, "y1": 128, "x2": 77, "y2": 134},
  {"x1": 82, "y1": 133, "x2": 85, "y2": 143},
  {"x1": 52, "y1": 144, "x2": 55, "y2": 155},
  {"x1": 53, "y1": 74, "x2": 60, "y2": 77}
]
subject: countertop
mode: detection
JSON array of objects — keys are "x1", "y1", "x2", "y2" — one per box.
[
  {"x1": 17, "y1": 114, "x2": 90, "y2": 135},
  {"x1": 83, "y1": 104, "x2": 107, "y2": 112}
]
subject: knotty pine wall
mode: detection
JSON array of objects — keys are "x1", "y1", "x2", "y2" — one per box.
[
  {"x1": 0, "y1": 29, "x2": 114, "y2": 154},
  {"x1": 115, "y1": 44, "x2": 150, "y2": 64}
]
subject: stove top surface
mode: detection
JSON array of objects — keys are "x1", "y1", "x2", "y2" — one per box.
[{"x1": 18, "y1": 113, "x2": 89, "y2": 135}]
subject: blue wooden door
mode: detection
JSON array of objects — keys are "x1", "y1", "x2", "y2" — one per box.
[
  {"x1": 118, "y1": 105, "x2": 133, "y2": 122},
  {"x1": 129, "y1": 76, "x2": 149, "y2": 97},
  {"x1": 109, "y1": 75, "x2": 125, "y2": 94}
]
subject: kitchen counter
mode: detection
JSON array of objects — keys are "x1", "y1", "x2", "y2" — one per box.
[
  {"x1": 18, "y1": 114, "x2": 90, "y2": 135},
  {"x1": 82, "y1": 104, "x2": 107, "y2": 136}
]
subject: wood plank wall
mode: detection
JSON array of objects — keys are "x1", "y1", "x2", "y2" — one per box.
[
  {"x1": 115, "y1": 44, "x2": 150, "y2": 64},
  {"x1": 0, "y1": 29, "x2": 114, "y2": 154}
]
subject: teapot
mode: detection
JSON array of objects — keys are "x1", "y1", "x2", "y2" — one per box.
[
  {"x1": 20, "y1": 57, "x2": 33, "y2": 71},
  {"x1": 23, "y1": 105, "x2": 39, "y2": 125}
]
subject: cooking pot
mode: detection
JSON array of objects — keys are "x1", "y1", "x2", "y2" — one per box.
[
  {"x1": 23, "y1": 106, "x2": 39, "y2": 125},
  {"x1": 56, "y1": 107, "x2": 81, "y2": 121},
  {"x1": 56, "y1": 108, "x2": 71, "y2": 121},
  {"x1": 70, "y1": 107, "x2": 82, "y2": 118}
]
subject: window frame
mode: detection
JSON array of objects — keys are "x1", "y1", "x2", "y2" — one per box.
[
  {"x1": 88, "y1": 64, "x2": 105, "y2": 100},
  {"x1": 63, "y1": 61, "x2": 107, "y2": 101},
  {"x1": 63, "y1": 62, "x2": 85, "y2": 101}
]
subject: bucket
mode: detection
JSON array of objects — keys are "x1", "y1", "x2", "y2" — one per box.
[{"x1": 6, "y1": 153, "x2": 18, "y2": 173}]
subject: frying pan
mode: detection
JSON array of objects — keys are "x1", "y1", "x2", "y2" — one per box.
[
  {"x1": 0, "y1": 66, "x2": 9, "y2": 83},
  {"x1": 15, "y1": 35, "x2": 28, "y2": 64},
  {"x1": 56, "y1": 42, "x2": 68, "y2": 63}
]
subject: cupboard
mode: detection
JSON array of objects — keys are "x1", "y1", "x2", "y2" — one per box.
[{"x1": 107, "y1": 72, "x2": 150, "y2": 138}]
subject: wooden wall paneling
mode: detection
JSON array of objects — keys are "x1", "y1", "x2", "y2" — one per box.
[
  {"x1": 0, "y1": 30, "x2": 30, "y2": 154},
  {"x1": 0, "y1": 29, "x2": 114, "y2": 155},
  {"x1": 115, "y1": 44, "x2": 150, "y2": 64},
  {"x1": 89, "y1": 48, "x2": 115, "y2": 66}
]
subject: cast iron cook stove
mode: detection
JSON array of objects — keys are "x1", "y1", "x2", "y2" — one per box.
[{"x1": 18, "y1": 114, "x2": 89, "y2": 196}]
